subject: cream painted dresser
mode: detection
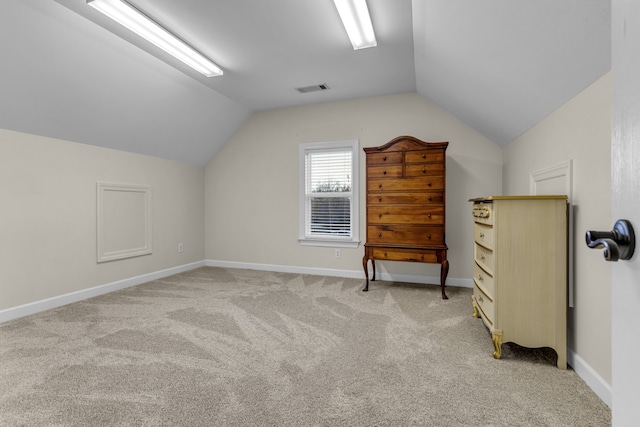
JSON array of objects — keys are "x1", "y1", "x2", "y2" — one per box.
[{"x1": 469, "y1": 196, "x2": 568, "y2": 369}]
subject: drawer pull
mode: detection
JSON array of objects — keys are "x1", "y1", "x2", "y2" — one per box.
[
  {"x1": 480, "y1": 253, "x2": 486, "y2": 261},
  {"x1": 479, "y1": 232, "x2": 485, "y2": 238},
  {"x1": 383, "y1": 156, "x2": 387, "y2": 161},
  {"x1": 427, "y1": 234, "x2": 432, "y2": 239},
  {"x1": 378, "y1": 214, "x2": 382, "y2": 219},
  {"x1": 420, "y1": 254, "x2": 425, "y2": 261},
  {"x1": 478, "y1": 274, "x2": 484, "y2": 282},
  {"x1": 383, "y1": 170, "x2": 387, "y2": 175},
  {"x1": 378, "y1": 196, "x2": 382, "y2": 202},
  {"x1": 428, "y1": 213, "x2": 432, "y2": 218},
  {"x1": 378, "y1": 184, "x2": 383, "y2": 189},
  {"x1": 422, "y1": 168, "x2": 426, "y2": 173},
  {"x1": 427, "y1": 182, "x2": 432, "y2": 187},
  {"x1": 378, "y1": 233, "x2": 382, "y2": 238},
  {"x1": 478, "y1": 294, "x2": 484, "y2": 303},
  {"x1": 428, "y1": 196, "x2": 432, "y2": 201},
  {"x1": 422, "y1": 154, "x2": 426, "y2": 159}
]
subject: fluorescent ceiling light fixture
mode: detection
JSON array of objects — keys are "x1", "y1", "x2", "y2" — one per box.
[
  {"x1": 333, "y1": 0, "x2": 377, "y2": 50},
  {"x1": 87, "y1": 0, "x2": 223, "y2": 77}
]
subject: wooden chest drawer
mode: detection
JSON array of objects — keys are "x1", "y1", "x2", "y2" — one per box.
[
  {"x1": 405, "y1": 150, "x2": 445, "y2": 164},
  {"x1": 367, "y1": 152, "x2": 403, "y2": 165},
  {"x1": 368, "y1": 206, "x2": 444, "y2": 225},
  {"x1": 368, "y1": 176, "x2": 444, "y2": 192},
  {"x1": 372, "y1": 248, "x2": 438, "y2": 263},
  {"x1": 367, "y1": 225, "x2": 444, "y2": 245},
  {"x1": 474, "y1": 284, "x2": 495, "y2": 327},
  {"x1": 367, "y1": 192, "x2": 443, "y2": 205},
  {"x1": 474, "y1": 243, "x2": 494, "y2": 274},
  {"x1": 474, "y1": 222, "x2": 494, "y2": 249},
  {"x1": 404, "y1": 163, "x2": 445, "y2": 177},
  {"x1": 473, "y1": 262, "x2": 495, "y2": 298},
  {"x1": 367, "y1": 165, "x2": 403, "y2": 178}
]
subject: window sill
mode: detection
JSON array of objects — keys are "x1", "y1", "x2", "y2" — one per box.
[{"x1": 298, "y1": 238, "x2": 360, "y2": 249}]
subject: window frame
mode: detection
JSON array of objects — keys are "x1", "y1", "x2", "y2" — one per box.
[{"x1": 298, "y1": 139, "x2": 360, "y2": 248}]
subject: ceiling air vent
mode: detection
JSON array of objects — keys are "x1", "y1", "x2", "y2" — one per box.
[{"x1": 295, "y1": 83, "x2": 330, "y2": 94}]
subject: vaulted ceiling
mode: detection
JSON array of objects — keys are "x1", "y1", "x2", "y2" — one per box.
[{"x1": 0, "y1": 0, "x2": 610, "y2": 166}]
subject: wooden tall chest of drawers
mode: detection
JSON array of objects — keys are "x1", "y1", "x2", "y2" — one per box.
[
  {"x1": 362, "y1": 136, "x2": 449, "y2": 299},
  {"x1": 470, "y1": 196, "x2": 568, "y2": 369}
]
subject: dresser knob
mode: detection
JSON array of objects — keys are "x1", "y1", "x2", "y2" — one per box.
[
  {"x1": 479, "y1": 232, "x2": 485, "y2": 238},
  {"x1": 428, "y1": 196, "x2": 432, "y2": 201},
  {"x1": 427, "y1": 182, "x2": 432, "y2": 187},
  {"x1": 378, "y1": 214, "x2": 382, "y2": 219},
  {"x1": 383, "y1": 156, "x2": 387, "y2": 161},
  {"x1": 427, "y1": 234, "x2": 432, "y2": 239},
  {"x1": 378, "y1": 184, "x2": 382, "y2": 189},
  {"x1": 378, "y1": 196, "x2": 382, "y2": 202},
  {"x1": 422, "y1": 168, "x2": 426, "y2": 173},
  {"x1": 428, "y1": 213, "x2": 432, "y2": 218},
  {"x1": 478, "y1": 274, "x2": 484, "y2": 282},
  {"x1": 378, "y1": 233, "x2": 382, "y2": 238},
  {"x1": 422, "y1": 154, "x2": 426, "y2": 159},
  {"x1": 383, "y1": 170, "x2": 387, "y2": 175},
  {"x1": 480, "y1": 253, "x2": 486, "y2": 260},
  {"x1": 479, "y1": 294, "x2": 484, "y2": 302}
]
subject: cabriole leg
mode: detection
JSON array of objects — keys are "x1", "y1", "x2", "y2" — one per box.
[
  {"x1": 492, "y1": 332, "x2": 503, "y2": 359},
  {"x1": 362, "y1": 255, "x2": 369, "y2": 292},
  {"x1": 440, "y1": 259, "x2": 449, "y2": 299}
]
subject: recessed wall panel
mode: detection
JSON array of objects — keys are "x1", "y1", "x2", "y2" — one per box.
[{"x1": 97, "y1": 183, "x2": 152, "y2": 263}]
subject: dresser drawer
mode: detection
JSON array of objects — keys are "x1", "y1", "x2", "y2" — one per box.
[
  {"x1": 473, "y1": 262, "x2": 494, "y2": 298},
  {"x1": 368, "y1": 225, "x2": 444, "y2": 245},
  {"x1": 367, "y1": 192, "x2": 444, "y2": 205},
  {"x1": 368, "y1": 206, "x2": 444, "y2": 225},
  {"x1": 368, "y1": 176, "x2": 444, "y2": 192},
  {"x1": 405, "y1": 150, "x2": 445, "y2": 164},
  {"x1": 405, "y1": 163, "x2": 445, "y2": 177},
  {"x1": 474, "y1": 243, "x2": 494, "y2": 274},
  {"x1": 367, "y1": 165, "x2": 403, "y2": 178},
  {"x1": 367, "y1": 152, "x2": 403, "y2": 165},
  {"x1": 372, "y1": 248, "x2": 438, "y2": 263},
  {"x1": 472, "y1": 203, "x2": 493, "y2": 225},
  {"x1": 474, "y1": 284, "x2": 495, "y2": 327},
  {"x1": 474, "y1": 222, "x2": 494, "y2": 249}
]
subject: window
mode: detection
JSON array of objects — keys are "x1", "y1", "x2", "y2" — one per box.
[{"x1": 299, "y1": 140, "x2": 359, "y2": 247}]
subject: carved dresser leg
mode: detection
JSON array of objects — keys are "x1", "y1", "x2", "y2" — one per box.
[
  {"x1": 440, "y1": 259, "x2": 449, "y2": 299},
  {"x1": 362, "y1": 255, "x2": 369, "y2": 292},
  {"x1": 492, "y1": 332, "x2": 503, "y2": 359}
]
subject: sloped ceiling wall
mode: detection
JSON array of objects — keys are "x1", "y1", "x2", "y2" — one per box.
[{"x1": 0, "y1": 0, "x2": 610, "y2": 165}]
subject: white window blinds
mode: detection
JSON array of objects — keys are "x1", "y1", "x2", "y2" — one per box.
[
  {"x1": 305, "y1": 149, "x2": 352, "y2": 237},
  {"x1": 299, "y1": 140, "x2": 359, "y2": 247}
]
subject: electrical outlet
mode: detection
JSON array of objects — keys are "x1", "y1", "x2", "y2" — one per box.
[
  {"x1": 334, "y1": 249, "x2": 341, "y2": 259},
  {"x1": 178, "y1": 243, "x2": 184, "y2": 253}
]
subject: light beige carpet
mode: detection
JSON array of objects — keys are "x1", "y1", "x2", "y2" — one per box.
[{"x1": 0, "y1": 267, "x2": 610, "y2": 426}]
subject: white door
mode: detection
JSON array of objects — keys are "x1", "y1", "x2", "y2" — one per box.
[{"x1": 611, "y1": 1, "x2": 640, "y2": 424}]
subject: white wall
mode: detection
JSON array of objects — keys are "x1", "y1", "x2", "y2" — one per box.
[
  {"x1": 205, "y1": 92, "x2": 502, "y2": 285},
  {"x1": 502, "y1": 74, "x2": 612, "y2": 385},
  {"x1": 0, "y1": 128, "x2": 205, "y2": 312}
]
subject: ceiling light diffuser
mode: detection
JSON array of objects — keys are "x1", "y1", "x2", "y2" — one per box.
[
  {"x1": 333, "y1": 0, "x2": 377, "y2": 50},
  {"x1": 87, "y1": 0, "x2": 223, "y2": 77}
]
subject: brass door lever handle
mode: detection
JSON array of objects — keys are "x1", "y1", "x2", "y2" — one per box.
[{"x1": 586, "y1": 219, "x2": 635, "y2": 261}]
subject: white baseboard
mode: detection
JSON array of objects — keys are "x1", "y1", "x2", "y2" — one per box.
[
  {"x1": 0, "y1": 261, "x2": 205, "y2": 324},
  {"x1": 567, "y1": 347, "x2": 612, "y2": 407},
  {"x1": 205, "y1": 259, "x2": 473, "y2": 289}
]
